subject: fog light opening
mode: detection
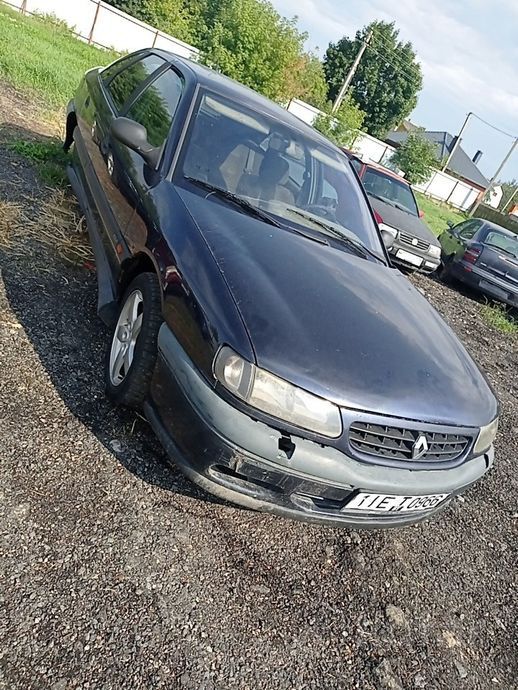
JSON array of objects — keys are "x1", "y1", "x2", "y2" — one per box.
[{"x1": 278, "y1": 434, "x2": 295, "y2": 459}]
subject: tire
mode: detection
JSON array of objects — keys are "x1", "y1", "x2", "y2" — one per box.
[
  {"x1": 439, "y1": 255, "x2": 455, "y2": 284},
  {"x1": 105, "y1": 272, "x2": 162, "y2": 408}
]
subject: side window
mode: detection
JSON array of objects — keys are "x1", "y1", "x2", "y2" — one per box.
[
  {"x1": 350, "y1": 158, "x2": 363, "y2": 175},
  {"x1": 106, "y1": 54, "x2": 166, "y2": 113},
  {"x1": 126, "y1": 68, "x2": 183, "y2": 149},
  {"x1": 458, "y1": 220, "x2": 480, "y2": 239},
  {"x1": 101, "y1": 54, "x2": 138, "y2": 84}
]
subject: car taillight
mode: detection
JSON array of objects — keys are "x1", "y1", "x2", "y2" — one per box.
[
  {"x1": 462, "y1": 245, "x2": 482, "y2": 270},
  {"x1": 373, "y1": 210, "x2": 383, "y2": 225},
  {"x1": 463, "y1": 245, "x2": 482, "y2": 263}
]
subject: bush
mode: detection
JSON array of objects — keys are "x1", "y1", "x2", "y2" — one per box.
[{"x1": 313, "y1": 97, "x2": 364, "y2": 148}]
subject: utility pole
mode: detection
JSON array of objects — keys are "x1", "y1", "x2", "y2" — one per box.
[
  {"x1": 470, "y1": 137, "x2": 518, "y2": 217},
  {"x1": 442, "y1": 112, "x2": 472, "y2": 172},
  {"x1": 332, "y1": 30, "x2": 373, "y2": 114}
]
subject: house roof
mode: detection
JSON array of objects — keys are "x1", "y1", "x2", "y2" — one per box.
[{"x1": 385, "y1": 130, "x2": 489, "y2": 189}]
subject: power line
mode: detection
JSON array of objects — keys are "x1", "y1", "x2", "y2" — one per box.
[
  {"x1": 365, "y1": 42, "x2": 421, "y2": 82},
  {"x1": 469, "y1": 112, "x2": 517, "y2": 140},
  {"x1": 369, "y1": 32, "x2": 423, "y2": 78}
]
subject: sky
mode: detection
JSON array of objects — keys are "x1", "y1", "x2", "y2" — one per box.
[{"x1": 271, "y1": 0, "x2": 518, "y2": 184}]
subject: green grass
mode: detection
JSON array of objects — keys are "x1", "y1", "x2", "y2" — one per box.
[
  {"x1": 0, "y1": 3, "x2": 118, "y2": 110},
  {"x1": 415, "y1": 191, "x2": 467, "y2": 237},
  {"x1": 8, "y1": 138, "x2": 69, "y2": 186},
  {"x1": 480, "y1": 303, "x2": 518, "y2": 334}
]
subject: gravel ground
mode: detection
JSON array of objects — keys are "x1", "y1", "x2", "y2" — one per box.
[{"x1": 1, "y1": 85, "x2": 517, "y2": 690}]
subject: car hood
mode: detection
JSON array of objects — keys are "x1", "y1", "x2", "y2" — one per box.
[
  {"x1": 368, "y1": 196, "x2": 439, "y2": 245},
  {"x1": 178, "y1": 188, "x2": 497, "y2": 428}
]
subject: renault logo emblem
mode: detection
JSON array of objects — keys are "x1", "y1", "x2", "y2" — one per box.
[{"x1": 412, "y1": 433, "x2": 429, "y2": 460}]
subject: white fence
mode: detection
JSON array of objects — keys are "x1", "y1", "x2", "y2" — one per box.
[
  {"x1": 413, "y1": 170, "x2": 479, "y2": 211},
  {"x1": 287, "y1": 99, "x2": 481, "y2": 211},
  {"x1": 3, "y1": 0, "x2": 199, "y2": 60}
]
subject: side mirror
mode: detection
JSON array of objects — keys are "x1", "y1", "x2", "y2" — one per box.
[
  {"x1": 111, "y1": 117, "x2": 160, "y2": 168},
  {"x1": 447, "y1": 220, "x2": 455, "y2": 230}
]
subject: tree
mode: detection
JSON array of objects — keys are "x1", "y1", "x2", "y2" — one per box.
[
  {"x1": 201, "y1": 0, "x2": 309, "y2": 102},
  {"x1": 105, "y1": 0, "x2": 323, "y2": 105},
  {"x1": 323, "y1": 21, "x2": 422, "y2": 138},
  {"x1": 392, "y1": 134, "x2": 437, "y2": 185},
  {"x1": 313, "y1": 97, "x2": 364, "y2": 148},
  {"x1": 497, "y1": 180, "x2": 518, "y2": 211},
  {"x1": 283, "y1": 54, "x2": 328, "y2": 110},
  {"x1": 104, "y1": 0, "x2": 200, "y2": 43}
]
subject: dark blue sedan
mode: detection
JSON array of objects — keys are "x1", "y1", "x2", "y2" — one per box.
[
  {"x1": 65, "y1": 49, "x2": 498, "y2": 528},
  {"x1": 439, "y1": 218, "x2": 518, "y2": 308}
]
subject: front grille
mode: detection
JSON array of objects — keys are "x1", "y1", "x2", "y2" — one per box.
[
  {"x1": 399, "y1": 231, "x2": 430, "y2": 252},
  {"x1": 349, "y1": 422, "x2": 469, "y2": 463}
]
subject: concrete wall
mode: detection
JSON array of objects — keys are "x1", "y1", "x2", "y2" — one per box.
[{"x1": 4, "y1": 0, "x2": 199, "y2": 59}]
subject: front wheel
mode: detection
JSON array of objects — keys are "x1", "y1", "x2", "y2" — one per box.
[
  {"x1": 438, "y1": 255, "x2": 455, "y2": 284},
  {"x1": 105, "y1": 272, "x2": 162, "y2": 408}
]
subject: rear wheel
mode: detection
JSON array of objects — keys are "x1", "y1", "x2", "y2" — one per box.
[{"x1": 105, "y1": 272, "x2": 162, "y2": 408}]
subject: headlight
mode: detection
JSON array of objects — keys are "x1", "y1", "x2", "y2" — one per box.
[
  {"x1": 473, "y1": 417, "x2": 498, "y2": 454},
  {"x1": 378, "y1": 223, "x2": 398, "y2": 240},
  {"x1": 429, "y1": 245, "x2": 441, "y2": 258},
  {"x1": 214, "y1": 347, "x2": 342, "y2": 438}
]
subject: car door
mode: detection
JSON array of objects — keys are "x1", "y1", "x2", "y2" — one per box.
[
  {"x1": 111, "y1": 65, "x2": 185, "y2": 254},
  {"x1": 91, "y1": 52, "x2": 168, "y2": 269},
  {"x1": 440, "y1": 219, "x2": 481, "y2": 259}
]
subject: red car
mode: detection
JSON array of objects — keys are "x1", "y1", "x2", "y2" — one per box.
[{"x1": 345, "y1": 152, "x2": 442, "y2": 273}]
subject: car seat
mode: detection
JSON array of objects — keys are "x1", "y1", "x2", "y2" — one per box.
[{"x1": 237, "y1": 151, "x2": 295, "y2": 205}]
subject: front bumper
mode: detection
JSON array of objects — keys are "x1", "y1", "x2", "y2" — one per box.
[
  {"x1": 146, "y1": 326, "x2": 493, "y2": 528},
  {"x1": 389, "y1": 239, "x2": 440, "y2": 274}
]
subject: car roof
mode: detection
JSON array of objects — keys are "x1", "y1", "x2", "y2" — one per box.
[
  {"x1": 363, "y1": 160, "x2": 410, "y2": 185},
  {"x1": 476, "y1": 219, "x2": 518, "y2": 237},
  {"x1": 151, "y1": 50, "x2": 341, "y2": 152},
  {"x1": 341, "y1": 148, "x2": 410, "y2": 185}
]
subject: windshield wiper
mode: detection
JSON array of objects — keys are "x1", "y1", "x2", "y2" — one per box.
[
  {"x1": 368, "y1": 193, "x2": 396, "y2": 207},
  {"x1": 185, "y1": 176, "x2": 281, "y2": 227},
  {"x1": 392, "y1": 201, "x2": 415, "y2": 215},
  {"x1": 288, "y1": 209, "x2": 385, "y2": 263}
]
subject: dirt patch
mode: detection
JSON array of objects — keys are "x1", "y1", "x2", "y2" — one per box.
[{"x1": 0, "y1": 83, "x2": 517, "y2": 690}]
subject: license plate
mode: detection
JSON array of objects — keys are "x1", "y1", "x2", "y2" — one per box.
[
  {"x1": 345, "y1": 492, "x2": 449, "y2": 513},
  {"x1": 396, "y1": 249, "x2": 423, "y2": 267}
]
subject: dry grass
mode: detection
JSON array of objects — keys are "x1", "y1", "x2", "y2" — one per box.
[{"x1": 0, "y1": 190, "x2": 93, "y2": 266}]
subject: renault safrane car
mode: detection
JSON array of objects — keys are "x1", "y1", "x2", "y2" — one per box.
[{"x1": 65, "y1": 50, "x2": 499, "y2": 528}]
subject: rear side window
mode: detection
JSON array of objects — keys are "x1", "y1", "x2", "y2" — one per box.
[
  {"x1": 126, "y1": 69, "x2": 183, "y2": 148},
  {"x1": 101, "y1": 54, "x2": 136, "y2": 84},
  {"x1": 106, "y1": 54, "x2": 166, "y2": 113},
  {"x1": 458, "y1": 220, "x2": 481, "y2": 239}
]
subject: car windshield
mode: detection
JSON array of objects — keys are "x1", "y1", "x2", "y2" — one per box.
[
  {"x1": 485, "y1": 230, "x2": 518, "y2": 258},
  {"x1": 362, "y1": 168, "x2": 419, "y2": 216},
  {"x1": 179, "y1": 91, "x2": 384, "y2": 257}
]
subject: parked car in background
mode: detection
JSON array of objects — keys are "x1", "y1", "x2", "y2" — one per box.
[
  {"x1": 345, "y1": 152, "x2": 441, "y2": 273},
  {"x1": 65, "y1": 49, "x2": 498, "y2": 529},
  {"x1": 439, "y1": 218, "x2": 518, "y2": 307}
]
